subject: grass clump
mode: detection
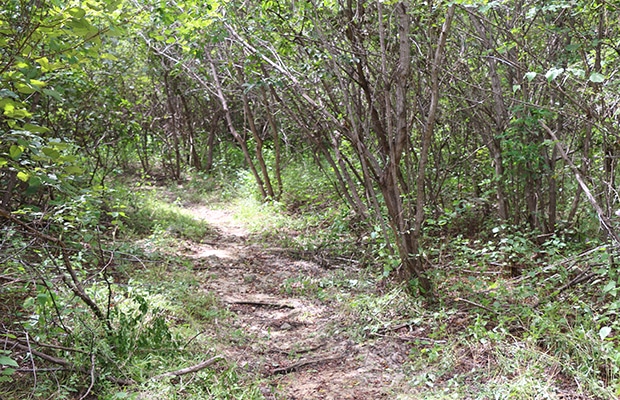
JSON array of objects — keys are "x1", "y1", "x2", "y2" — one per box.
[{"x1": 120, "y1": 187, "x2": 215, "y2": 241}]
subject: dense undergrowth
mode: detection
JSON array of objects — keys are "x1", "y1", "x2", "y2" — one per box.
[{"x1": 2, "y1": 165, "x2": 620, "y2": 399}]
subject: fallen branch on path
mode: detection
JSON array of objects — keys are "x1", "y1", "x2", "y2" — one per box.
[
  {"x1": 271, "y1": 354, "x2": 344, "y2": 375},
  {"x1": 226, "y1": 299, "x2": 295, "y2": 309},
  {"x1": 152, "y1": 356, "x2": 224, "y2": 379}
]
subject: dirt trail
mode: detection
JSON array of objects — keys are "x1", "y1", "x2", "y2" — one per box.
[
  {"x1": 175, "y1": 203, "x2": 596, "y2": 400},
  {"x1": 183, "y1": 205, "x2": 409, "y2": 399}
]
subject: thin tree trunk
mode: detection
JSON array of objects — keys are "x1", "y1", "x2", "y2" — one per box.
[
  {"x1": 207, "y1": 53, "x2": 267, "y2": 199},
  {"x1": 470, "y1": 13, "x2": 509, "y2": 221},
  {"x1": 409, "y1": 3, "x2": 455, "y2": 295},
  {"x1": 261, "y1": 87, "x2": 283, "y2": 199},
  {"x1": 238, "y1": 73, "x2": 275, "y2": 199},
  {"x1": 205, "y1": 111, "x2": 220, "y2": 173},
  {"x1": 163, "y1": 71, "x2": 181, "y2": 181},
  {"x1": 179, "y1": 93, "x2": 202, "y2": 170}
]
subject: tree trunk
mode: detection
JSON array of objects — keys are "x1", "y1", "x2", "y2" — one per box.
[
  {"x1": 238, "y1": 69, "x2": 275, "y2": 199},
  {"x1": 207, "y1": 53, "x2": 267, "y2": 199},
  {"x1": 261, "y1": 87, "x2": 283, "y2": 199}
]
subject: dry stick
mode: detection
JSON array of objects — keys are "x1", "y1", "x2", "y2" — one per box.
[
  {"x1": 181, "y1": 330, "x2": 207, "y2": 350},
  {"x1": 16, "y1": 368, "x2": 68, "y2": 373},
  {"x1": 152, "y1": 356, "x2": 224, "y2": 380},
  {"x1": 555, "y1": 270, "x2": 598, "y2": 295},
  {"x1": 15, "y1": 333, "x2": 89, "y2": 354},
  {"x1": 26, "y1": 332, "x2": 37, "y2": 400},
  {"x1": 226, "y1": 300, "x2": 295, "y2": 309},
  {"x1": 271, "y1": 354, "x2": 344, "y2": 375},
  {"x1": 7, "y1": 339, "x2": 74, "y2": 368},
  {"x1": 78, "y1": 353, "x2": 96, "y2": 400},
  {"x1": 539, "y1": 120, "x2": 620, "y2": 245},
  {"x1": 6, "y1": 339, "x2": 135, "y2": 386},
  {"x1": 455, "y1": 297, "x2": 495, "y2": 313}
]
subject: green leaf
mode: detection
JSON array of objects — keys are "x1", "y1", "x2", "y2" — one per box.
[
  {"x1": 9, "y1": 145, "x2": 23, "y2": 160},
  {"x1": 15, "y1": 82, "x2": 36, "y2": 94},
  {"x1": 599, "y1": 326, "x2": 612, "y2": 340},
  {"x1": 0, "y1": 356, "x2": 18, "y2": 368},
  {"x1": 68, "y1": 7, "x2": 86, "y2": 19},
  {"x1": 524, "y1": 72, "x2": 537, "y2": 81},
  {"x1": 17, "y1": 171, "x2": 29, "y2": 182},
  {"x1": 42, "y1": 88, "x2": 63, "y2": 101},
  {"x1": 27, "y1": 176, "x2": 42, "y2": 191},
  {"x1": 568, "y1": 68, "x2": 585, "y2": 78},
  {"x1": 603, "y1": 280, "x2": 616, "y2": 294},
  {"x1": 23, "y1": 123, "x2": 50, "y2": 134},
  {"x1": 64, "y1": 165, "x2": 84, "y2": 175},
  {"x1": 37, "y1": 293, "x2": 49, "y2": 306},
  {"x1": 42, "y1": 147, "x2": 61, "y2": 160},
  {"x1": 589, "y1": 72, "x2": 605, "y2": 83},
  {"x1": 545, "y1": 67, "x2": 564, "y2": 82},
  {"x1": 29, "y1": 79, "x2": 46, "y2": 88}
]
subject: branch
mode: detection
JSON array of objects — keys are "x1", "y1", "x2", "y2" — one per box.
[
  {"x1": 539, "y1": 120, "x2": 620, "y2": 245},
  {"x1": 455, "y1": 297, "x2": 495, "y2": 313},
  {"x1": 225, "y1": 299, "x2": 295, "y2": 309},
  {"x1": 271, "y1": 354, "x2": 344, "y2": 375},
  {"x1": 6, "y1": 339, "x2": 74, "y2": 368},
  {"x1": 5, "y1": 339, "x2": 136, "y2": 386},
  {"x1": 78, "y1": 353, "x2": 96, "y2": 400},
  {"x1": 0, "y1": 208, "x2": 112, "y2": 331},
  {"x1": 152, "y1": 356, "x2": 224, "y2": 379}
]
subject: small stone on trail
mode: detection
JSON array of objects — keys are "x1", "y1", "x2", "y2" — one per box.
[{"x1": 280, "y1": 322, "x2": 292, "y2": 330}]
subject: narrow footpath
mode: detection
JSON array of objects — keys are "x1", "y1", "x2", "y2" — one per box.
[{"x1": 183, "y1": 204, "x2": 411, "y2": 399}]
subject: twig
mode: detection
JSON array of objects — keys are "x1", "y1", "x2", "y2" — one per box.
[
  {"x1": 78, "y1": 352, "x2": 96, "y2": 400},
  {"x1": 227, "y1": 300, "x2": 294, "y2": 309},
  {"x1": 5, "y1": 339, "x2": 135, "y2": 386},
  {"x1": 555, "y1": 271, "x2": 597, "y2": 295},
  {"x1": 7, "y1": 339, "x2": 74, "y2": 368},
  {"x1": 16, "y1": 368, "x2": 68, "y2": 373},
  {"x1": 0, "y1": 275, "x2": 27, "y2": 285},
  {"x1": 152, "y1": 356, "x2": 224, "y2": 379},
  {"x1": 455, "y1": 297, "x2": 495, "y2": 313},
  {"x1": 461, "y1": 269, "x2": 502, "y2": 275},
  {"x1": 181, "y1": 331, "x2": 207, "y2": 350},
  {"x1": 26, "y1": 332, "x2": 36, "y2": 400},
  {"x1": 271, "y1": 354, "x2": 344, "y2": 375},
  {"x1": 377, "y1": 322, "x2": 414, "y2": 333},
  {"x1": 532, "y1": 267, "x2": 598, "y2": 308},
  {"x1": 9, "y1": 336, "x2": 88, "y2": 354},
  {"x1": 540, "y1": 120, "x2": 620, "y2": 245}
]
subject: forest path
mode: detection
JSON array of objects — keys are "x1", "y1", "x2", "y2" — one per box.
[{"x1": 181, "y1": 203, "x2": 410, "y2": 399}]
